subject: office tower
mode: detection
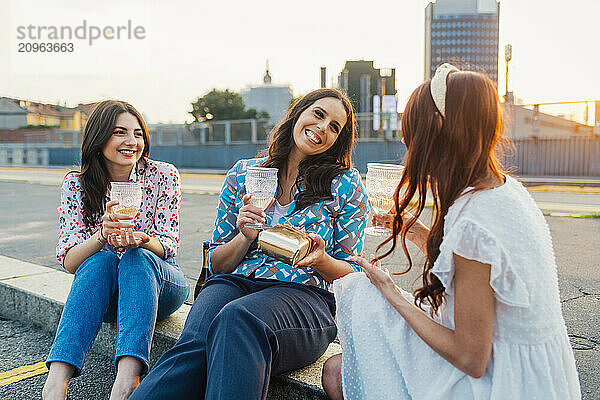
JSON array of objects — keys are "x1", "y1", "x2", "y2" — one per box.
[{"x1": 425, "y1": 0, "x2": 499, "y2": 82}]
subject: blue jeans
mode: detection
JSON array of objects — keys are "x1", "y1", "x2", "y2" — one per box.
[
  {"x1": 46, "y1": 248, "x2": 190, "y2": 376},
  {"x1": 129, "y1": 274, "x2": 337, "y2": 400}
]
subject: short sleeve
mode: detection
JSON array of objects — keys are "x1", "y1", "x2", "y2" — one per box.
[
  {"x1": 431, "y1": 217, "x2": 530, "y2": 307},
  {"x1": 331, "y1": 169, "x2": 369, "y2": 272},
  {"x1": 56, "y1": 173, "x2": 88, "y2": 267}
]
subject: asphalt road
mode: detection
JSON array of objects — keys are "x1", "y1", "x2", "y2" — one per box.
[{"x1": 0, "y1": 317, "x2": 116, "y2": 400}]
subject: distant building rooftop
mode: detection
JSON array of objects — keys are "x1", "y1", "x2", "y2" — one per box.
[
  {"x1": 76, "y1": 102, "x2": 100, "y2": 116},
  {"x1": 433, "y1": 0, "x2": 498, "y2": 15},
  {"x1": 0, "y1": 98, "x2": 27, "y2": 115},
  {"x1": 2, "y1": 97, "x2": 99, "y2": 117}
]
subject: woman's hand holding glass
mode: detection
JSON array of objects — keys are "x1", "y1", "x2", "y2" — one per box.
[
  {"x1": 244, "y1": 167, "x2": 278, "y2": 229},
  {"x1": 237, "y1": 194, "x2": 273, "y2": 241},
  {"x1": 102, "y1": 200, "x2": 150, "y2": 250},
  {"x1": 366, "y1": 163, "x2": 404, "y2": 236},
  {"x1": 372, "y1": 210, "x2": 429, "y2": 243},
  {"x1": 371, "y1": 212, "x2": 394, "y2": 231}
]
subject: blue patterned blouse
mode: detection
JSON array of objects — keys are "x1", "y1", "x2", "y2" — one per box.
[{"x1": 208, "y1": 158, "x2": 369, "y2": 290}]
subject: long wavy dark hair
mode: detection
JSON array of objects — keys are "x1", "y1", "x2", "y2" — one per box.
[
  {"x1": 376, "y1": 71, "x2": 508, "y2": 314},
  {"x1": 74, "y1": 100, "x2": 150, "y2": 229},
  {"x1": 258, "y1": 88, "x2": 356, "y2": 210}
]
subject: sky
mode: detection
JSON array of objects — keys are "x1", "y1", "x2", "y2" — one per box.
[{"x1": 0, "y1": 0, "x2": 598, "y2": 124}]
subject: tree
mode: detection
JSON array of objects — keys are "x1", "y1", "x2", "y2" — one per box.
[
  {"x1": 189, "y1": 89, "x2": 269, "y2": 122},
  {"x1": 245, "y1": 108, "x2": 270, "y2": 120}
]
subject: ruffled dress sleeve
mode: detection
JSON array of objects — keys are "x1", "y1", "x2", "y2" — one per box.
[{"x1": 431, "y1": 217, "x2": 530, "y2": 307}]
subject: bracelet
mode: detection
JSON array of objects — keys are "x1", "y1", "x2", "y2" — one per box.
[{"x1": 97, "y1": 227, "x2": 108, "y2": 244}]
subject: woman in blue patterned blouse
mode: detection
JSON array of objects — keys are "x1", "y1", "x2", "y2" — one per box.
[{"x1": 131, "y1": 88, "x2": 369, "y2": 400}]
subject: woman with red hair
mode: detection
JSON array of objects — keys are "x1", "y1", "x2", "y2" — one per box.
[{"x1": 322, "y1": 65, "x2": 581, "y2": 399}]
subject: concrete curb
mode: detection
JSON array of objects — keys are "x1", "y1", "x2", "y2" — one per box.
[
  {"x1": 0, "y1": 255, "x2": 336, "y2": 399},
  {"x1": 519, "y1": 176, "x2": 600, "y2": 187}
]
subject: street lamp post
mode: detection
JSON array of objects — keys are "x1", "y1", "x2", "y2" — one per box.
[{"x1": 504, "y1": 44, "x2": 512, "y2": 103}]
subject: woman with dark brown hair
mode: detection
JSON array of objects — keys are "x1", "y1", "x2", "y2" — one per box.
[
  {"x1": 322, "y1": 65, "x2": 581, "y2": 399},
  {"x1": 130, "y1": 88, "x2": 369, "y2": 400},
  {"x1": 42, "y1": 100, "x2": 189, "y2": 400}
]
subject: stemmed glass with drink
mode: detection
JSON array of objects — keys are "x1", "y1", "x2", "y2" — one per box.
[
  {"x1": 365, "y1": 163, "x2": 404, "y2": 236},
  {"x1": 245, "y1": 167, "x2": 278, "y2": 229},
  {"x1": 109, "y1": 182, "x2": 142, "y2": 239}
]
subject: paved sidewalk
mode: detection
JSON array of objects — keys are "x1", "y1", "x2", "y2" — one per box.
[{"x1": 1, "y1": 167, "x2": 599, "y2": 215}]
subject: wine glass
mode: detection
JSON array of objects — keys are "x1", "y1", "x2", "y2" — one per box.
[
  {"x1": 110, "y1": 182, "x2": 142, "y2": 218},
  {"x1": 245, "y1": 167, "x2": 278, "y2": 229},
  {"x1": 365, "y1": 163, "x2": 404, "y2": 236},
  {"x1": 109, "y1": 182, "x2": 142, "y2": 241}
]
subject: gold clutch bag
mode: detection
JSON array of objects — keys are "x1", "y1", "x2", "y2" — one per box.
[{"x1": 257, "y1": 224, "x2": 313, "y2": 266}]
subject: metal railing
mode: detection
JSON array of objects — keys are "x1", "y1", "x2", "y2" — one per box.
[
  {"x1": 0, "y1": 114, "x2": 403, "y2": 148},
  {"x1": 503, "y1": 136, "x2": 600, "y2": 176},
  {"x1": 149, "y1": 119, "x2": 272, "y2": 146},
  {"x1": 0, "y1": 129, "x2": 81, "y2": 147},
  {"x1": 1, "y1": 120, "x2": 598, "y2": 177},
  {"x1": 354, "y1": 113, "x2": 402, "y2": 141},
  {"x1": 148, "y1": 115, "x2": 403, "y2": 145}
]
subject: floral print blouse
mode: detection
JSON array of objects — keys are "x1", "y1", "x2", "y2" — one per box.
[
  {"x1": 57, "y1": 158, "x2": 181, "y2": 266},
  {"x1": 208, "y1": 158, "x2": 369, "y2": 290}
]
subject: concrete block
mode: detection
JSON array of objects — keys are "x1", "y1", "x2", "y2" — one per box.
[
  {"x1": 286, "y1": 343, "x2": 340, "y2": 387},
  {"x1": 268, "y1": 343, "x2": 341, "y2": 400},
  {"x1": 0, "y1": 255, "x2": 55, "y2": 280},
  {"x1": 0, "y1": 281, "x2": 64, "y2": 335},
  {"x1": 4, "y1": 270, "x2": 72, "y2": 303}
]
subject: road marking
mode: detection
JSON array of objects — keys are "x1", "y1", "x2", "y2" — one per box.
[
  {"x1": 0, "y1": 361, "x2": 48, "y2": 386},
  {"x1": 528, "y1": 185, "x2": 600, "y2": 194},
  {"x1": 0, "y1": 167, "x2": 69, "y2": 173},
  {"x1": 536, "y1": 203, "x2": 600, "y2": 213}
]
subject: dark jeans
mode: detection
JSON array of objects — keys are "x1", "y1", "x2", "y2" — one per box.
[{"x1": 130, "y1": 274, "x2": 337, "y2": 400}]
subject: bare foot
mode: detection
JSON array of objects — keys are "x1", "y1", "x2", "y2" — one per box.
[
  {"x1": 109, "y1": 376, "x2": 139, "y2": 400},
  {"x1": 42, "y1": 362, "x2": 73, "y2": 400},
  {"x1": 41, "y1": 377, "x2": 68, "y2": 400},
  {"x1": 109, "y1": 356, "x2": 143, "y2": 400}
]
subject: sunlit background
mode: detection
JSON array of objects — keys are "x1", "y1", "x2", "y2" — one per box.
[{"x1": 0, "y1": 0, "x2": 598, "y2": 124}]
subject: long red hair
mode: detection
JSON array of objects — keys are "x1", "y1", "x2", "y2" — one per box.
[{"x1": 377, "y1": 70, "x2": 508, "y2": 314}]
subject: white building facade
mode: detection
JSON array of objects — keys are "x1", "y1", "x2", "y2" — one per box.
[{"x1": 240, "y1": 66, "x2": 293, "y2": 126}]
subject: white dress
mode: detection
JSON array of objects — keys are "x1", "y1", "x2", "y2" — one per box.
[{"x1": 333, "y1": 175, "x2": 581, "y2": 400}]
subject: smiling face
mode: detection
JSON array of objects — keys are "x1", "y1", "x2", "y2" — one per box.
[
  {"x1": 291, "y1": 97, "x2": 348, "y2": 158},
  {"x1": 101, "y1": 112, "x2": 145, "y2": 173}
]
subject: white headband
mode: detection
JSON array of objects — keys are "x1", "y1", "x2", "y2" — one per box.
[{"x1": 430, "y1": 63, "x2": 459, "y2": 118}]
